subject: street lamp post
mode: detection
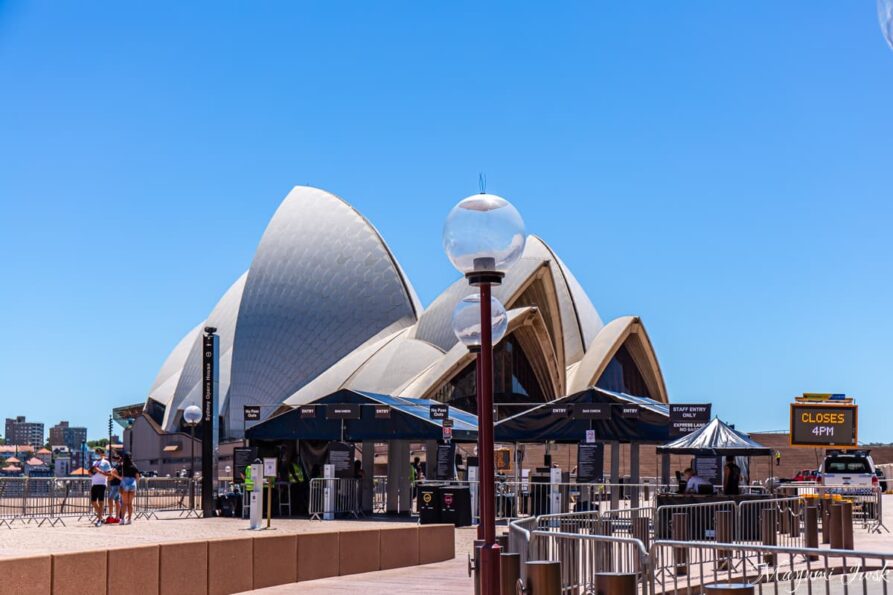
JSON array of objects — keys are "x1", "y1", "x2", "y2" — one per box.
[
  {"x1": 183, "y1": 405, "x2": 202, "y2": 479},
  {"x1": 444, "y1": 193, "x2": 525, "y2": 595},
  {"x1": 183, "y1": 405, "x2": 202, "y2": 512},
  {"x1": 452, "y1": 293, "x2": 508, "y2": 543},
  {"x1": 126, "y1": 418, "x2": 135, "y2": 453}
]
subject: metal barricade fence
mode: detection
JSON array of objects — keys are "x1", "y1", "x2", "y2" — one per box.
[
  {"x1": 136, "y1": 478, "x2": 198, "y2": 519},
  {"x1": 0, "y1": 477, "x2": 201, "y2": 526},
  {"x1": 508, "y1": 515, "x2": 537, "y2": 581},
  {"x1": 308, "y1": 477, "x2": 361, "y2": 520},
  {"x1": 528, "y1": 530, "x2": 651, "y2": 594},
  {"x1": 648, "y1": 540, "x2": 893, "y2": 594},
  {"x1": 372, "y1": 475, "x2": 387, "y2": 513},
  {"x1": 655, "y1": 499, "x2": 737, "y2": 542},
  {"x1": 777, "y1": 484, "x2": 887, "y2": 533},
  {"x1": 516, "y1": 493, "x2": 893, "y2": 594}
]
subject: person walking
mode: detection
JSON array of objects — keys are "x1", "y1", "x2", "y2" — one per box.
[
  {"x1": 118, "y1": 452, "x2": 141, "y2": 525},
  {"x1": 89, "y1": 447, "x2": 112, "y2": 527}
]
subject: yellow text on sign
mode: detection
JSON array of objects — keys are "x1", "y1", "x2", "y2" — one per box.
[{"x1": 801, "y1": 412, "x2": 845, "y2": 424}]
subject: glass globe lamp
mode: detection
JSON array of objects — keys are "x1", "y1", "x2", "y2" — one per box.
[
  {"x1": 451, "y1": 294, "x2": 508, "y2": 351},
  {"x1": 183, "y1": 405, "x2": 202, "y2": 426},
  {"x1": 442, "y1": 193, "x2": 526, "y2": 285}
]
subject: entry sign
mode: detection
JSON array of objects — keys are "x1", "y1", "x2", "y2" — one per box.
[
  {"x1": 374, "y1": 406, "x2": 391, "y2": 419},
  {"x1": 669, "y1": 404, "x2": 712, "y2": 437},
  {"x1": 550, "y1": 405, "x2": 573, "y2": 417},
  {"x1": 299, "y1": 406, "x2": 317, "y2": 419},
  {"x1": 243, "y1": 405, "x2": 261, "y2": 422},
  {"x1": 430, "y1": 404, "x2": 449, "y2": 420},
  {"x1": 790, "y1": 403, "x2": 858, "y2": 448},
  {"x1": 618, "y1": 405, "x2": 640, "y2": 419},
  {"x1": 442, "y1": 418, "x2": 455, "y2": 428}
]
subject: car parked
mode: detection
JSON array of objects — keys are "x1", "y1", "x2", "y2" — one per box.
[
  {"x1": 818, "y1": 450, "x2": 878, "y2": 494},
  {"x1": 792, "y1": 469, "x2": 818, "y2": 482}
]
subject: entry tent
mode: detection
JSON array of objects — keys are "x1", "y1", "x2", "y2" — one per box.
[
  {"x1": 246, "y1": 389, "x2": 477, "y2": 515},
  {"x1": 246, "y1": 388, "x2": 478, "y2": 443},
  {"x1": 494, "y1": 387, "x2": 671, "y2": 510},
  {"x1": 656, "y1": 417, "x2": 771, "y2": 487},
  {"x1": 494, "y1": 387, "x2": 670, "y2": 444},
  {"x1": 656, "y1": 417, "x2": 771, "y2": 456}
]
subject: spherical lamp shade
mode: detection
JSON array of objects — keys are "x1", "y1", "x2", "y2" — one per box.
[
  {"x1": 451, "y1": 293, "x2": 508, "y2": 349},
  {"x1": 442, "y1": 193, "x2": 526, "y2": 279},
  {"x1": 881, "y1": 0, "x2": 893, "y2": 50},
  {"x1": 183, "y1": 405, "x2": 202, "y2": 425}
]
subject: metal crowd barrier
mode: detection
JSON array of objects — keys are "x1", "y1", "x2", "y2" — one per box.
[
  {"x1": 0, "y1": 477, "x2": 201, "y2": 527},
  {"x1": 528, "y1": 530, "x2": 650, "y2": 593},
  {"x1": 308, "y1": 477, "x2": 361, "y2": 520},
  {"x1": 510, "y1": 491, "x2": 893, "y2": 594},
  {"x1": 136, "y1": 477, "x2": 200, "y2": 520},
  {"x1": 776, "y1": 483, "x2": 887, "y2": 533},
  {"x1": 372, "y1": 475, "x2": 388, "y2": 513},
  {"x1": 649, "y1": 540, "x2": 893, "y2": 594}
]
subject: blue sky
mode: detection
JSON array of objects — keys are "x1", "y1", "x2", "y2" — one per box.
[{"x1": 1, "y1": 2, "x2": 891, "y2": 442}]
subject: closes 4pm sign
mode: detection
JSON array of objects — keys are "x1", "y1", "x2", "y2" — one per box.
[{"x1": 790, "y1": 404, "x2": 858, "y2": 448}]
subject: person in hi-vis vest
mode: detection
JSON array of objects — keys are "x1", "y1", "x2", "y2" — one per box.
[{"x1": 288, "y1": 456, "x2": 308, "y2": 515}]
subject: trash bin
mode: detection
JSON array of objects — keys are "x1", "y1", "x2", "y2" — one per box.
[
  {"x1": 440, "y1": 486, "x2": 472, "y2": 526},
  {"x1": 417, "y1": 485, "x2": 441, "y2": 524}
]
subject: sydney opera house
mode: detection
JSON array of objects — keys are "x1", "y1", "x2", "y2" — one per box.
[{"x1": 130, "y1": 186, "x2": 668, "y2": 472}]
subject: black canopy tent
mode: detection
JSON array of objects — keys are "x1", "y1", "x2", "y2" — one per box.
[
  {"x1": 246, "y1": 389, "x2": 478, "y2": 443},
  {"x1": 656, "y1": 417, "x2": 772, "y2": 489},
  {"x1": 494, "y1": 387, "x2": 671, "y2": 444},
  {"x1": 656, "y1": 417, "x2": 771, "y2": 456}
]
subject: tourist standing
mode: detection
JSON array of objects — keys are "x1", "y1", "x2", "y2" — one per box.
[
  {"x1": 119, "y1": 452, "x2": 141, "y2": 525},
  {"x1": 89, "y1": 447, "x2": 112, "y2": 527},
  {"x1": 106, "y1": 453, "x2": 123, "y2": 523},
  {"x1": 723, "y1": 456, "x2": 742, "y2": 495}
]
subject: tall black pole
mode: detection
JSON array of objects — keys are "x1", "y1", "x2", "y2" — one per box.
[
  {"x1": 190, "y1": 425, "x2": 196, "y2": 478},
  {"x1": 477, "y1": 281, "x2": 499, "y2": 594},
  {"x1": 201, "y1": 327, "x2": 219, "y2": 517}
]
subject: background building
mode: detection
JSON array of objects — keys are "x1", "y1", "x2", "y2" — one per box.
[
  {"x1": 5, "y1": 416, "x2": 45, "y2": 448},
  {"x1": 48, "y1": 421, "x2": 88, "y2": 451}
]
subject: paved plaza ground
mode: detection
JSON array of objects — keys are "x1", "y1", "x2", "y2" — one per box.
[{"x1": 1, "y1": 499, "x2": 892, "y2": 593}]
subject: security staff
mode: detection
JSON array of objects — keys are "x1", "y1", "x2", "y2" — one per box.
[
  {"x1": 243, "y1": 464, "x2": 254, "y2": 491},
  {"x1": 288, "y1": 458, "x2": 308, "y2": 515}
]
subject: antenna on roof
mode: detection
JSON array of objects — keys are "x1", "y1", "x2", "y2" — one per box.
[{"x1": 479, "y1": 173, "x2": 487, "y2": 194}]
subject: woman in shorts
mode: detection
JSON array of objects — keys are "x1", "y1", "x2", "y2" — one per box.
[{"x1": 118, "y1": 452, "x2": 141, "y2": 525}]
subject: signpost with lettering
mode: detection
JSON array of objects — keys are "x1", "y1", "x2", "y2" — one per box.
[
  {"x1": 576, "y1": 442, "x2": 604, "y2": 483},
  {"x1": 549, "y1": 405, "x2": 573, "y2": 417},
  {"x1": 576, "y1": 404, "x2": 610, "y2": 420},
  {"x1": 435, "y1": 442, "x2": 456, "y2": 480},
  {"x1": 201, "y1": 328, "x2": 219, "y2": 518},
  {"x1": 790, "y1": 403, "x2": 858, "y2": 448},
  {"x1": 326, "y1": 404, "x2": 361, "y2": 420},
  {"x1": 618, "y1": 405, "x2": 640, "y2": 419},
  {"x1": 669, "y1": 404, "x2": 712, "y2": 437},
  {"x1": 429, "y1": 404, "x2": 449, "y2": 420}
]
